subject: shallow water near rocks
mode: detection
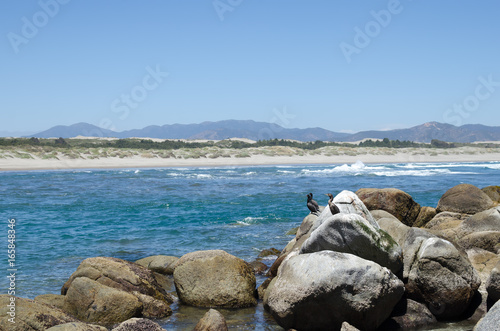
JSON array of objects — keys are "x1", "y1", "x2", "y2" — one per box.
[{"x1": 1, "y1": 161, "x2": 499, "y2": 329}]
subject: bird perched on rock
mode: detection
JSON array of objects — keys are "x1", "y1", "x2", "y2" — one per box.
[
  {"x1": 307, "y1": 193, "x2": 320, "y2": 215},
  {"x1": 325, "y1": 193, "x2": 340, "y2": 215}
]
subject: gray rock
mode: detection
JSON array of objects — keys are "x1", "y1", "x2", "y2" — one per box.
[
  {"x1": 63, "y1": 277, "x2": 142, "y2": 327},
  {"x1": 0, "y1": 295, "x2": 77, "y2": 331},
  {"x1": 333, "y1": 190, "x2": 379, "y2": 228},
  {"x1": 300, "y1": 213, "x2": 403, "y2": 274},
  {"x1": 437, "y1": 183, "x2": 494, "y2": 214},
  {"x1": 486, "y1": 260, "x2": 500, "y2": 303},
  {"x1": 403, "y1": 228, "x2": 481, "y2": 319},
  {"x1": 474, "y1": 299, "x2": 500, "y2": 331},
  {"x1": 173, "y1": 250, "x2": 257, "y2": 308},
  {"x1": 111, "y1": 317, "x2": 167, "y2": 331},
  {"x1": 34, "y1": 294, "x2": 65, "y2": 309},
  {"x1": 46, "y1": 322, "x2": 108, "y2": 331},
  {"x1": 135, "y1": 255, "x2": 179, "y2": 275},
  {"x1": 459, "y1": 231, "x2": 500, "y2": 253},
  {"x1": 377, "y1": 216, "x2": 411, "y2": 247},
  {"x1": 194, "y1": 309, "x2": 228, "y2": 331},
  {"x1": 378, "y1": 298, "x2": 437, "y2": 330},
  {"x1": 356, "y1": 187, "x2": 421, "y2": 226},
  {"x1": 459, "y1": 207, "x2": 500, "y2": 236},
  {"x1": 265, "y1": 251, "x2": 404, "y2": 331},
  {"x1": 371, "y1": 209, "x2": 399, "y2": 221}
]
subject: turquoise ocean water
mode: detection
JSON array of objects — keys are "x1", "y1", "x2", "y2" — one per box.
[{"x1": 1, "y1": 161, "x2": 500, "y2": 329}]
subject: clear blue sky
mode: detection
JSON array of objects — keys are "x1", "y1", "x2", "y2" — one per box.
[{"x1": 1, "y1": 0, "x2": 499, "y2": 135}]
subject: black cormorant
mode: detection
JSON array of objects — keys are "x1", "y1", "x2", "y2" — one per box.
[
  {"x1": 325, "y1": 193, "x2": 340, "y2": 215},
  {"x1": 307, "y1": 193, "x2": 320, "y2": 214}
]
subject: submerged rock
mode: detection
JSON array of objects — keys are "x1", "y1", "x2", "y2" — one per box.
[
  {"x1": 300, "y1": 213, "x2": 403, "y2": 274},
  {"x1": 437, "y1": 184, "x2": 494, "y2": 214},
  {"x1": 194, "y1": 309, "x2": 228, "y2": 331},
  {"x1": 356, "y1": 188, "x2": 421, "y2": 226},
  {"x1": 173, "y1": 250, "x2": 257, "y2": 308},
  {"x1": 0, "y1": 295, "x2": 77, "y2": 331},
  {"x1": 265, "y1": 251, "x2": 404, "y2": 331}
]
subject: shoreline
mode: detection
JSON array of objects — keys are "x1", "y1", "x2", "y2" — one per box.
[{"x1": 1, "y1": 152, "x2": 499, "y2": 171}]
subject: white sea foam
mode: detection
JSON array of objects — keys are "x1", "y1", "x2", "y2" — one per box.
[
  {"x1": 236, "y1": 216, "x2": 265, "y2": 226},
  {"x1": 196, "y1": 174, "x2": 212, "y2": 179}
]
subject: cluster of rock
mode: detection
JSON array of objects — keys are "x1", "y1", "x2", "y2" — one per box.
[
  {"x1": 1, "y1": 184, "x2": 499, "y2": 330},
  {"x1": 258, "y1": 184, "x2": 500, "y2": 330}
]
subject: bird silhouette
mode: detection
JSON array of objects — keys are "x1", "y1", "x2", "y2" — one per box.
[
  {"x1": 307, "y1": 193, "x2": 320, "y2": 215},
  {"x1": 325, "y1": 193, "x2": 340, "y2": 215}
]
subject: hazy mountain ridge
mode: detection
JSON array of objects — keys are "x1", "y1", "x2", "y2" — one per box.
[{"x1": 26, "y1": 120, "x2": 500, "y2": 143}]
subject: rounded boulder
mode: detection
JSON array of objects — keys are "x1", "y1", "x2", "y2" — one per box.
[
  {"x1": 265, "y1": 251, "x2": 404, "y2": 331},
  {"x1": 356, "y1": 188, "x2": 421, "y2": 226},
  {"x1": 173, "y1": 250, "x2": 257, "y2": 308},
  {"x1": 437, "y1": 184, "x2": 494, "y2": 214}
]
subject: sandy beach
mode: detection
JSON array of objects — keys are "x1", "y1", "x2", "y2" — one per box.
[{"x1": 1, "y1": 145, "x2": 500, "y2": 171}]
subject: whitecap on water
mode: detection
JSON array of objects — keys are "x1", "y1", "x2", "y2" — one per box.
[{"x1": 234, "y1": 216, "x2": 265, "y2": 226}]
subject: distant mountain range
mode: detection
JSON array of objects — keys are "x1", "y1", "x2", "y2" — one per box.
[{"x1": 26, "y1": 120, "x2": 500, "y2": 143}]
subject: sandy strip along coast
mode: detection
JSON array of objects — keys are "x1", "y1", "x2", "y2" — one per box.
[{"x1": 1, "y1": 145, "x2": 500, "y2": 171}]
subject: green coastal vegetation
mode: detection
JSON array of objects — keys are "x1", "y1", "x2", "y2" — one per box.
[{"x1": 0, "y1": 137, "x2": 499, "y2": 160}]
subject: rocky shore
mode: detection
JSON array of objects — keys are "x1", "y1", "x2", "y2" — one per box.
[{"x1": 1, "y1": 184, "x2": 500, "y2": 330}]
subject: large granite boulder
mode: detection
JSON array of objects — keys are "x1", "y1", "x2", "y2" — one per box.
[
  {"x1": 173, "y1": 250, "x2": 257, "y2": 308},
  {"x1": 194, "y1": 309, "x2": 228, "y2": 331},
  {"x1": 111, "y1": 317, "x2": 167, "y2": 331},
  {"x1": 61, "y1": 257, "x2": 173, "y2": 304},
  {"x1": 486, "y1": 260, "x2": 500, "y2": 302},
  {"x1": 63, "y1": 277, "x2": 142, "y2": 327},
  {"x1": 356, "y1": 188, "x2": 421, "y2": 226},
  {"x1": 264, "y1": 251, "x2": 404, "y2": 331},
  {"x1": 300, "y1": 213, "x2": 403, "y2": 274},
  {"x1": 437, "y1": 184, "x2": 494, "y2": 214},
  {"x1": 46, "y1": 322, "x2": 108, "y2": 331},
  {"x1": 474, "y1": 299, "x2": 500, "y2": 331},
  {"x1": 0, "y1": 295, "x2": 77, "y2": 331},
  {"x1": 334, "y1": 190, "x2": 379, "y2": 228},
  {"x1": 482, "y1": 185, "x2": 500, "y2": 203},
  {"x1": 135, "y1": 255, "x2": 179, "y2": 275},
  {"x1": 403, "y1": 228, "x2": 481, "y2": 319}
]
